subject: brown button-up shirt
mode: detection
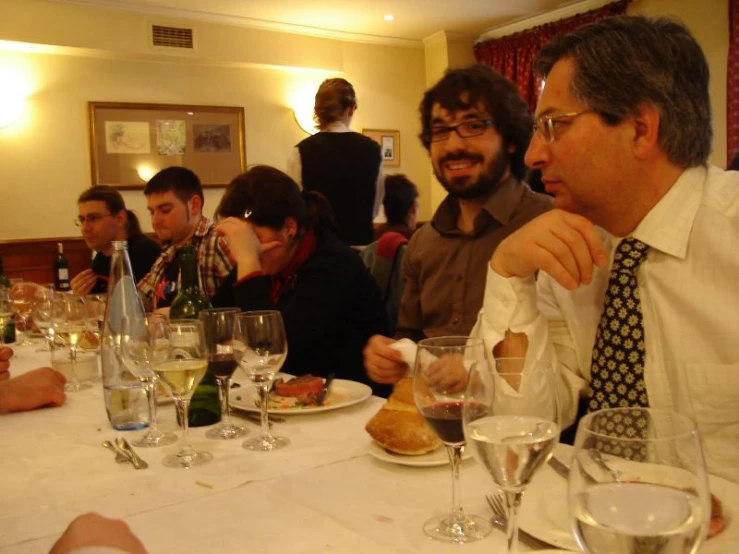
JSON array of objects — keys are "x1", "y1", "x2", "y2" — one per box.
[{"x1": 397, "y1": 177, "x2": 552, "y2": 340}]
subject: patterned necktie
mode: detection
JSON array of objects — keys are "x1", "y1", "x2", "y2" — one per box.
[{"x1": 588, "y1": 237, "x2": 650, "y2": 413}]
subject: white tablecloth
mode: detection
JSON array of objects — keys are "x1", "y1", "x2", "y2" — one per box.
[{"x1": 0, "y1": 342, "x2": 538, "y2": 553}]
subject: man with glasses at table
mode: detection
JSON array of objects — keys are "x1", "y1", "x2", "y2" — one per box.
[
  {"x1": 70, "y1": 186, "x2": 160, "y2": 296},
  {"x1": 364, "y1": 64, "x2": 551, "y2": 385},
  {"x1": 474, "y1": 16, "x2": 739, "y2": 483}
]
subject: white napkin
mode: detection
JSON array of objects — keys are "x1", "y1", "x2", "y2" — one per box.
[{"x1": 390, "y1": 338, "x2": 417, "y2": 367}]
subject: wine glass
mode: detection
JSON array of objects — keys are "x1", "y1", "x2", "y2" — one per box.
[
  {"x1": 413, "y1": 336, "x2": 493, "y2": 543},
  {"x1": 233, "y1": 310, "x2": 289, "y2": 451},
  {"x1": 9, "y1": 280, "x2": 35, "y2": 346},
  {"x1": 33, "y1": 285, "x2": 55, "y2": 352},
  {"x1": 153, "y1": 319, "x2": 212, "y2": 468},
  {"x1": 0, "y1": 287, "x2": 11, "y2": 347},
  {"x1": 56, "y1": 294, "x2": 93, "y2": 392},
  {"x1": 200, "y1": 308, "x2": 246, "y2": 440},
  {"x1": 120, "y1": 313, "x2": 178, "y2": 448},
  {"x1": 569, "y1": 408, "x2": 709, "y2": 553},
  {"x1": 462, "y1": 357, "x2": 560, "y2": 553},
  {"x1": 85, "y1": 293, "x2": 106, "y2": 339}
]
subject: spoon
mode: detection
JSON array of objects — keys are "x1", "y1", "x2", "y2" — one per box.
[
  {"x1": 115, "y1": 437, "x2": 149, "y2": 470},
  {"x1": 102, "y1": 440, "x2": 130, "y2": 464}
]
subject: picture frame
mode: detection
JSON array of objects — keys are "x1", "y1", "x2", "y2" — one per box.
[
  {"x1": 362, "y1": 129, "x2": 400, "y2": 167},
  {"x1": 88, "y1": 101, "x2": 246, "y2": 188}
]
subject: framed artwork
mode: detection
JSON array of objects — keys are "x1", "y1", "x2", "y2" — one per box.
[
  {"x1": 362, "y1": 128, "x2": 401, "y2": 167},
  {"x1": 88, "y1": 102, "x2": 246, "y2": 188}
]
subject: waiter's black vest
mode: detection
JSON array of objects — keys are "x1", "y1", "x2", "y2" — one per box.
[{"x1": 297, "y1": 131, "x2": 381, "y2": 246}]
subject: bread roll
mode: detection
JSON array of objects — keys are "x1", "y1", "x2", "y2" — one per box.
[{"x1": 365, "y1": 377, "x2": 441, "y2": 455}]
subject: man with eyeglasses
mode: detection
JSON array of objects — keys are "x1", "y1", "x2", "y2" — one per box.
[
  {"x1": 474, "y1": 16, "x2": 739, "y2": 482},
  {"x1": 364, "y1": 65, "x2": 551, "y2": 385},
  {"x1": 71, "y1": 186, "x2": 160, "y2": 296}
]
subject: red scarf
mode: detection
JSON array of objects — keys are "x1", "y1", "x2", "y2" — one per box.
[{"x1": 269, "y1": 229, "x2": 317, "y2": 304}]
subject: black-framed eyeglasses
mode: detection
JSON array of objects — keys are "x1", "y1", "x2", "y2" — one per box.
[
  {"x1": 428, "y1": 119, "x2": 495, "y2": 143},
  {"x1": 74, "y1": 213, "x2": 112, "y2": 227},
  {"x1": 533, "y1": 111, "x2": 592, "y2": 144}
]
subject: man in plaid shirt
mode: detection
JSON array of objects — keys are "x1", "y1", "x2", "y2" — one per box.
[{"x1": 138, "y1": 167, "x2": 234, "y2": 308}]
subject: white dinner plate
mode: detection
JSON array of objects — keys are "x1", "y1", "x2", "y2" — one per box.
[
  {"x1": 229, "y1": 375, "x2": 372, "y2": 415},
  {"x1": 519, "y1": 444, "x2": 739, "y2": 553},
  {"x1": 367, "y1": 440, "x2": 471, "y2": 467}
]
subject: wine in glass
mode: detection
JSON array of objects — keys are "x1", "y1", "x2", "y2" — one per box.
[
  {"x1": 153, "y1": 319, "x2": 212, "y2": 468},
  {"x1": 0, "y1": 287, "x2": 11, "y2": 347},
  {"x1": 57, "y1": 294, "x2": 93, "y2": 392},
  {"x1": 569, "y1": 407, "x2": 709, "y2": 554},
  {"x1": 413, "y1": 336, "x2": 493, "y2": 543},
  {"x1": 233, "y1": 310, "x2": 289, "y2": 451},
  {"x1": 120, "y1": 313, "x2": 178, "y2": 447},
  {"x1": 462, "y1": 357, "x2": 560, "y2": 554},
  {"x1": 200, "y1": 308, "x2": 245, "y2": 440},
  {"x1": 9, "y1": 281, "x2": 35, "y2": 346}
]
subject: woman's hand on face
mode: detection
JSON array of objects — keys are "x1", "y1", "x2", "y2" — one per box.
[{"x1": 215, "y1": 218, "x2": 282, "y2": 278}]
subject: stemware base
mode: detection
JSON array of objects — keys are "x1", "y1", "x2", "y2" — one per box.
[
  {"x1": 422, "y1": 513, "x2": 492, "y2": 543},
  {"x1": 162, "y1": 449, "x2": 213, "y2": 468},
  {"x1": 64, "y1": 381, "x2": 93, "y2": 392},
  {"x1": 243, "y1": 434, "x2": 289, "y2": 451},
  {"x1": 133, "y1": 430, "x2": 178, "y2": 448},
  {"x1": 206, "y1": 424, "x2": 246, "y2": 440}
]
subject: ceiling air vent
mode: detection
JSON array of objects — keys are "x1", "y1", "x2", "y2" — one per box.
[{"x1": 151, "y1": 24, "x2": 194, "y2": 49}]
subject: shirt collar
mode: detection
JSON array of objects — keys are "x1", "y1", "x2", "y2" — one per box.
[
  {"x1": 193, "y1": 215, "x2": 212, "y2": 239},
  {"x1": 431, "y1": 176, "x2": 527, "y2": 236},
  {"x1": 631, "y1": 165, "x2": 705, "y2": 259},
  {"x1": 322, "y1": 121, "x2": 351, "y2": 133}
]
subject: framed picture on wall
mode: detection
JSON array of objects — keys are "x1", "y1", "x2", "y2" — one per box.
[
  {"x1": 88, "y1": 101, "x2": 246, "y2": 188},
  {"x1": 362, "y1": 128, "x2": 400, "y2": 167}
]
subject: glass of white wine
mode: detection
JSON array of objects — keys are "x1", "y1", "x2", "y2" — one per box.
[
  {"x1": 120, "y1": 313, "x2": 178, "y2": 448},
  {"x1": 569, "y1": 408, "x2": 709, "y2": 554},
  {"x1": 9, "y1": 280, "x2": 35, "y2": 346},
  {"x1": 462, "y1": 357, "x2": 560, "y2": 554},
  {"x1": 154, "y1": 319, "x2": 212, "y2": 468},
  {"x1": 233, "y1": 310, "x2": 289, "y2": 451},
  {"x1": 59, "y1": 294, "x2": 93, "y2": 392},
  {"x1": 0, "y1": 287, "x2": 11, "y2": 347}
]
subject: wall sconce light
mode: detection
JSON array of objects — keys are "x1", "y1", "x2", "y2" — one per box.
[
  {"x1": 137, "y1": 164, "x2": 157, "y2": 182},
  {"x1": 0, "y1": 93, "x2": 25, "y2": 128},
  {"x1": 293, "y1": 107, "x2": 316, "y2": 135}
]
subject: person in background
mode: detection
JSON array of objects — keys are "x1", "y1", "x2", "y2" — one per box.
[
  {"x1": 0, "y1": 346, "x2": 66, "y2": 413},
  {"x1": 212, "y1": 165, "x2": 391, "y2": 396},
  {"x1": 50, "y1": 513, "x2": 147, "y2": 554},
  {"x1": 363, "y1": 64, "x2": 552, "y2": 385},
  {"x1": 373, "y1": 174, "x2": 419, "y2": 240},
  {"x1": 138, "y1": 167, "x2": 234, "y2": 308},
  {"x1": 286, "y1": 78, "x2": 384, "y2": 246},
  {"x1": 70, "y1": 186, "x2": 160, "y2": 297},
  {"x1": 475, "y1": 15, "x2": 739, "y2": 481}
]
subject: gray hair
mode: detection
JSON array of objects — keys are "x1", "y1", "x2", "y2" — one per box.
[{"x1": 535, "y1": 15, "x2": 712, "y2": 167}]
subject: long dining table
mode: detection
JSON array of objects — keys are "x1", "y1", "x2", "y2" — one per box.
[{"x1": 0, "y1": 340, "x2": 544, "y2": 554}]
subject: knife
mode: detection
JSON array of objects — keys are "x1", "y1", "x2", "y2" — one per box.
[
  {"x1": 548, "y1": 455, "x2": 571, "y2": 479},
  {"x1": 115, "y1": 436, "x2": 149, "y2": 470},
  {"x1": 315, "y1": 373, "x2": 335, "y2": 406}
]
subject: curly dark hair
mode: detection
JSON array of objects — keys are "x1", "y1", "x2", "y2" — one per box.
[
  {"x1": 535, "y1": 15, "x2": 711, "y2": 168},
  {"x1": 418, "y1": 64, "x2": 532, "y2": 181}
]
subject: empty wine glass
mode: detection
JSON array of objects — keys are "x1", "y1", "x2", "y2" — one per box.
[
  {"x1": 85, "y1": 293, "x2": 106, "y2": 339},
  {"x1": 569, "y1": 408, "x2": 709, "y2": 554},
  {"x1": 9, "y1": 280, "x2": 35, "y2": 346},
  {"x1": 33, "y1": 286, "x2": 55, "y2": 352},
  {"x1": 462, "y1": 357, "x2": 560, "y2": 554},
  {"x1": 153, "y1": 319, "x2": 212, "y2": 468},
  {"x1": 120, "y1": 313, "x2": 178, "y2": 447},
  {"x1": 233, "y1": 310, "x2": 289, "y2": 451},
  {"x1": 413, "y1": 336, "x2": 493, "y2": 543},
  {"x1": 200, "y1": 308, "x2": 245, "y2": 440}
]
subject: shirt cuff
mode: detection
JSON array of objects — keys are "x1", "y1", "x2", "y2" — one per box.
[
  {"x1": 481, "y1": 265, "x2": 538, "y2": 332},
  {"x1": 233, "y1": 270, "x2": 264, "y2": 287}
]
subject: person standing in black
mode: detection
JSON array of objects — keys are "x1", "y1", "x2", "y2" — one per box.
[{"x1": 287, "y1": 78, "x2": 384, "y2": 246}]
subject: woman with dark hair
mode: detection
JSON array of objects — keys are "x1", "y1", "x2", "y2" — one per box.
[
  {"x1": 71, "y1": 186, "x2": 160, "y2": 296},
  {"x1": 286, "y1": 78, "x2": 384, "y2": 246},
  {"x1": 212, "y1": 165, "x2": 391, "y2": 395}
]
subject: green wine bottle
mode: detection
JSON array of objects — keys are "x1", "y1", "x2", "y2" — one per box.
[{"x1": 169, "y1": 245, "x2": 220, "y2": 427}]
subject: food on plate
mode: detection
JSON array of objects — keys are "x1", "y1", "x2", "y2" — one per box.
[
  {"x1": 365, "y1": 377, "x2": 441, "y2": 455},
  {"x1": 709, "y1": 492, "x2": 725, "y2": 538},
  {"x1": 268, "y1": 375, "x2": 328, "y2": 409}
]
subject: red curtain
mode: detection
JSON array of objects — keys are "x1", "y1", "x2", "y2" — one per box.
[
  {"x1": 728, "y1": 0, "x2": 739, "y2": 164},
  {"x1": 474, "y1": 0, "x2": 629, "y2": 110}
]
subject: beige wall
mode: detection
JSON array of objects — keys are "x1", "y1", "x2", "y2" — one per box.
[{"x1": 0, "y1": 0, "x2": 427, "y2": 240}]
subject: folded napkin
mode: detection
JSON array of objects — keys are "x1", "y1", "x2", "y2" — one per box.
[{"x1": 390, "y1": 338, "x2": 417, "y2": 367}]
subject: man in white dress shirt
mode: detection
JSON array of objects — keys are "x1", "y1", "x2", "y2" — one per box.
[{"x1": 475, "y1": 15, "x2": 739, "y2": 482}]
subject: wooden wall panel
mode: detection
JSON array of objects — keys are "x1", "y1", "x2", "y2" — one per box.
[{"x1": 0, "y1": 237, "x2": 93, "y2": 284}]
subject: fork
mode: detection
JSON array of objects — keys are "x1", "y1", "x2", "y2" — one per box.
[{"x1": 485, "y1": 494, "x2": 550, "y2": 549}]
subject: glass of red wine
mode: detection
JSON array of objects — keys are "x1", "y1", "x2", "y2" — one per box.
[
  {"x1": 200, "y1": 308, "x2": 246, "y2": 440},
  {"x1": 413, "y1": 336, "x2": 493, "y2": 543}
]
